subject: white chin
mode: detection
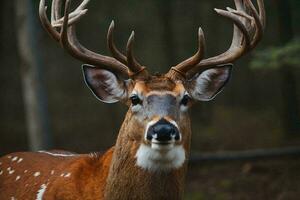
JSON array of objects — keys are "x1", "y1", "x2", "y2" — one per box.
[
  {"x1": 151, "y1": 143, "x2": 174, "y2": 150},
  {"x1": 135, "y1": 143, "x2": 186, "y2": 172}
]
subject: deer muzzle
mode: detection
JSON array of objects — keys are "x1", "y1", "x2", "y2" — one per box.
[{"x1": 145, "y1": 118, "x2": 181, "y2": 147}]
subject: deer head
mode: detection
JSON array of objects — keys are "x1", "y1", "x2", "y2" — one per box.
[{"x1": 39, "y1": 0, "x2": 265, "y2": 172}]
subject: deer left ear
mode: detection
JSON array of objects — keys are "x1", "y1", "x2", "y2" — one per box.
[
  {"x1": 82, "y1": 64, "x2": 128, "y2": 103},
  {"x1": 187, "y1": 64, "x2": 232, "y2": 101}
]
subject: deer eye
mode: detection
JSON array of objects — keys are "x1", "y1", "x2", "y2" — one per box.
[
  {"x1": 130, "y1": 95, "x2": 142, "y2": 106},
  {"x1": 180, "y1": 94, "x2": 190, "y2": 106}
]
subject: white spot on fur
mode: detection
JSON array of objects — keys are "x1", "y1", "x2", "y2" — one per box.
[
  {"x1": 36, "y1": 184, "x2": 47, "y2": 200},
  {"x1": 135, "y1": 144, "x2": 186, "y2": 171},
  {"x1": 38, "y1": 151, "x2": 76, "y2": 157},
  {"x1": 51, "y1": 170, "x2": 55, "y2": 175},
  {"x1": 7, "y1": 167, "x2": 15, "y2": 174},
  {"x1": 12, "y1": 156, "x2": 18, "y2": 162},
  {"x1": 89, "y1": 152, "x2": 98, "y2": 158},
  {"x1": 11, "y1": 197, "x2": 16, "y2": 200},
  {"x1": 0, "y1": 170, "x2": 3, "y2": 175},
  {"x1": 7, "y1": 156, "x2": 12, "y2": 159},
  {"x1": 16, "y1": 176, "x2": 21, "y2": 181},
  {"x1": 17, "y1": 158, "x2": 23, "y2": 163},
  {"x1": 0, "y1": 162, "x2": 2, "y2": 165},
  {"x1": 34, "y1": 172, "x2": 41, "y2": 177},
  {"x1": 24, "y1": 170, "x2": 28, "y2": 173},
  {"x1": 64, "y1": 173, "x2": 71, "y2": 178}
]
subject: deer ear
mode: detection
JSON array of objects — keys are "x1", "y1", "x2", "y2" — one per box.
[
  {"x1": 82, "y1": 64, "x2": 128, "y2": 103},
  {"x1": 187, "y1": 64, "x2": 232, "y2": 101}
]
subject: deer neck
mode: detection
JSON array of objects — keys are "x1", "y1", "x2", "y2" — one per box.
[{"x1": 104, "y1": 111, "x2": 192, "y2": 200}]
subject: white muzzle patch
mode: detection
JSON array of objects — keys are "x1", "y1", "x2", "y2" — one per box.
[{"x1": 135, "y1": 144, "x2": 186, "y2": 172}]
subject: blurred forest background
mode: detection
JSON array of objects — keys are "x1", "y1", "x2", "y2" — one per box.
[{"x1": 1, "y1": 0, "x2": 300, "y2": 199}]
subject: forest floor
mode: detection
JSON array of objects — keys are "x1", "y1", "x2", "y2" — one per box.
[{"x1": 184, "y1": 158, "x2": 300, "y2": 200}]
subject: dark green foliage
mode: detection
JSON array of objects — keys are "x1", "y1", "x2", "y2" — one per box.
[{"x1": 251, "y1": 38, "x2": 300, "y2": 69}]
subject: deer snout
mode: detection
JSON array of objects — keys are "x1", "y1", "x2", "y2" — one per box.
[{"x1": 146, "y1": 118, "x2": 181, "y2": 144}]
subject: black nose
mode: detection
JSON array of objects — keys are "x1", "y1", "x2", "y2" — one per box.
[{"x1": 146, "y1": 118, "x2": 180, "y2": 142}]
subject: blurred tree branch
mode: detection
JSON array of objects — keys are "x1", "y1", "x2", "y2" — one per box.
[{"x1": 190, "y1": 146, "x2": 300, "y2": 163}]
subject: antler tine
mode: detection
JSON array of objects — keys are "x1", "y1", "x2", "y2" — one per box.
[
  {"x1": 39, "y1": 0, "x2": 60, "y2": 42},
  {"x1": 51, "y1": 0, "x2": 87, "y2": 26},
  {"x1": 215, "y1": 8, "x2": 251, "y2": 48},
  {"x1": 48, "y1": 0, "x2": 100, "y2": 58},
  {"x1": 42, "y1": 0, "x2": 147, "y2": 79},
  {"x1": 185, "y1": 7, "x2": 251, "y2": 78},
  {"x1": 52, "y1": 9, "x2": 88, "y2": 28},
  {"x1": 51, "y1": 0, "x2": 90, "y2": 28},
  {"x1": 75, "y1": 0, "x2": 91, "y2": 12},
  {"x1": 107, "y1": 21, "x2": 147, "y2": 78},
  {"x1": 169, "y1": 27, "x2": 205, "y2": 78},
  {"x1": 244, "y1": 0, "x2": 264, "y2": 49},
  {"x1": 226, "y1": 7, "x2": 254, "y2": 21},
  {"x1": 40, "y1": 0, "x2": 130, "y2": 78},
  {"x1": 126, "y1": 31, "x2": 146, "y2": 76},
  {"x1": 107, "y1": 21, "x2": 127, "y2": 65},
  {"x1": 59, "y1": 0, "x2": 129, "y2": 77},
  {"x1": 171, "y1": 0, "x2": 265, "y2": 79},
  {"x1": 40, "y1": 0, "x2": 87, "y2": 41},
  {"x1": 51, "y1": 0, "x2": 61, "y2": 23},
  {"x1": 257, "y1": 0, "x2": 266, "y2": 28}
]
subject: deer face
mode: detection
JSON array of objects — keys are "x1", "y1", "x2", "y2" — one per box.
[
  {"x1": 83, "y1": 64, "x2": 232, "y2": 171},
  {"x1": 128, "y1": 79, "x2": 189, "y2": 171}
]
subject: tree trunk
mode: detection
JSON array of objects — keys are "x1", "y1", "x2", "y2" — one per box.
[
  {"x1": 277, "y1": 0, "x2": 300, "y2": 135},
  {"x1": 15, "y1": 0, "x2": 53, "y2": 150}
]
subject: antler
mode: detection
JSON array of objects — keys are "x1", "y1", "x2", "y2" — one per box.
[
  {"x1": 107, "y1": 21, "x2": 146, "y2": 76},
  {"x1": 168, "y1": 0, "x2": 265, "y2": 79},
  {"x1": 39, "y1": 0, "x2": 147, "y2": 79}
]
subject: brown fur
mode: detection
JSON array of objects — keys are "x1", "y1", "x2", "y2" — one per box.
[
  {"x1": 0, "y1": 149, "x2": 113, "y2": 200},
  {"x1": 0, "y1": 77, "x2": 192, "y2": 200},
  {"x1": 104, "y1": 109, "x2": 192, "y2": 200}
]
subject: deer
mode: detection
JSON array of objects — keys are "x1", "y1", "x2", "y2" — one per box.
[{"x1": 0, "y1": 0, "x2": 265, "y2": 199}]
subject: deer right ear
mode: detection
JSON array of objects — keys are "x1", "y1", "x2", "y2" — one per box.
[
  {"x1": 82, "y1": 64, "x2": 128, "y2": 103},
  {"x1": 187, "y1": 64, "x2": 232, "y2": 101}
]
